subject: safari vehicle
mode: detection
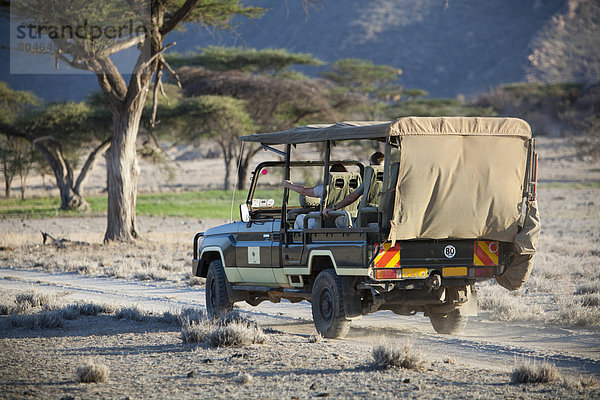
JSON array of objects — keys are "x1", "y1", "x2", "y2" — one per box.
[{"x1": 192, "y1": 117, "x2": 540, "y2": 338}]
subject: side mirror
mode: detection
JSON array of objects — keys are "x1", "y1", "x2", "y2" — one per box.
[{"x1": 240, "y1": 203, "x2": 250, "y2": 223}]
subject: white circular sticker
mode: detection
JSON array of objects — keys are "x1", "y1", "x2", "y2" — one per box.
[
  {"x1": 266, "y1": 199, "x2": 275, "y2": 207},
  {"x1": 444, "y1": 245, "x2": 456, "y2": 259}
]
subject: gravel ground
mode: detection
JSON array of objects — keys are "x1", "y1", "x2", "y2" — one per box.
[{"x1": 0, "y1": 137, "x2": 599, "y2": 399}]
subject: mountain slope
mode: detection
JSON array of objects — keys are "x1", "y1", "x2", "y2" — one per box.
[{"x1": 4, "y1": 0, "x2": 595, "y2": 101}]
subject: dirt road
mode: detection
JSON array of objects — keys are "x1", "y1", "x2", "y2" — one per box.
[{"x1": 2, "y1": 267, "x2": 599, "y2": 381}]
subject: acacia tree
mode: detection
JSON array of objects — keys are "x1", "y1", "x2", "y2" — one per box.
[
  {"x1": 167, "y1": 95, "x2": 256, "y2": 189},
  {"x1": 0, "y1": 100, "x2": 112, "y2": 209},
  {"x1": 321, "y1": 58, "x2": 403, "y2": 120},
  {"x1": 166, "y1": 46, "x2": 325, "y2": 76},
  {"x1": 10, "y1": 0, "x2": 262, "y2": 241},
  {"x1": 171, "y1": 46, "x2": 350, "y2": 189},
  {"x1": 0, "y1": 82, "x2": 38, "y2": 198}
]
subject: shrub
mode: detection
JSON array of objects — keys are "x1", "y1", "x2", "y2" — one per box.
[
  {"x1": 114, "y1": 306, "x2": 150, "y2": 322},
  {"x1": 372, "y1": 342, "x2": 423, "y2": 370},
  {"x1": 511, "y1": 361, "x2": 561, "y2": 384},
  {"x1": 6, "y1": 310, "x2": 64, "y2": 329},
  {"x1": 0, "y1": 300, "x2": 16, "y2": 315},
  {"x1": 234, "y1": 372, "x2": 253, "y2": 385},
  {"x1": 181, "y1": 312, "x2": 267, "y2": 347},
  {"x1": 14, "y1": 290, "x2": 58, "y2": 312},
  {"x1": 77, "y1": 360, "x2": 110, "y2": 383},
  {"x1": 308, "y1": 333, "x2": 323, "y2": 343}
]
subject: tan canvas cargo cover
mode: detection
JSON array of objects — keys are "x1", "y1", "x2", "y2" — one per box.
[
  {"x1": 386, "y1": 134, "x2": 528, "y2": 242},
  {"x1": 240, "y1": 117, "x2": 532, "y2": 242}
]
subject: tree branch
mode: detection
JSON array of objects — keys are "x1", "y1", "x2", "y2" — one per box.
[
  {"x1": 150, "y1": 63, "x2": 164, "y2": 128},
  {"x1": 161, "y1": 0, "x2": 201, "y2": 35},
  {"x1": 74, "y1": 137, "x2": 112, "y2": 194},
  {"x1": 102, "y1": 35, "x2": 146, "y2": 56},
  {"x1": 0, "y1": 123, "x2": 66, "y2": 189}
]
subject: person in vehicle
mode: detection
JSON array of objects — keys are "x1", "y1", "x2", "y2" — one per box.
[
  {"x1": 322, "y1": 151, "x2": 384, "y2": 218},
  {"x1": 283, "y1": 163, "x2": 347, "y2": 229}
]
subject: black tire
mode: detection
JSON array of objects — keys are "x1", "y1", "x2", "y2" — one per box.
[
  {"x1": 311, "y1": 269, "x2": 351, "y2": 339},
  {"x1": 206, "y1": 260, "x2": 233, "y2": 317},
  {"x1": 429, "y1": 310, "x2": 468, "y2": 334}
]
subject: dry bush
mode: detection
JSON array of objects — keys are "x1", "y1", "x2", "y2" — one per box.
[
  {"x1": 114, "y1": 306, "x2": 150, "y2": 322},
  {"x1": 576, "y1": 283, "x2": 600, "y2": 295},
  {"x1": 181, "y1": 313, "x2": 267, "y2": 347},
  {"x1": 5, "y1": 310, "x2": 64, "y2": 329},
  {"x1": 234, "y1": 372, "x2": 253, "y2": 385},
  {"x1": 372, "y1": 341, "x2": 423, "y2": 370},
  {"x1": 308, "y1": 333, "x2": 323, "y2": 343},
  {"x1": 14, "y1": 290, "x2": 58, "y2": 312},
  {"x1": 187, "y1": 275, "x2": 205, "y2": 287},
  {"x1": 177, "y1": 308, "x2": 205, "y2": 325},
  {"x1": 477, "y1": 284, "x2": 542, "y2": 322},
  {"x1": 580, "y1": 294, "x2": 600, "y2": 307},
  {"x1": 0, "y1": 299, "x2": 17, "y2": 315},
  {"x1": 77, "y1": 360, "x2": 110, "y2": 383},
  {"x1": 160, "y1": 307, "x2": 204, "y2": 326},
  {"x1": 511, "y1": 361, "x2": 562, "y2": 384},
  {"x1": 60, "y1": 303, "x2": 116, "y2": 320},
  {"x1": 578, "y1": 375, "x2": 599, "y2": 388},
  {"x1": 552, "y1": 299, "x2": 600, "y2": 327}
]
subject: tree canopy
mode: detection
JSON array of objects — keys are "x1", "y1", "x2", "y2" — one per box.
[
  {"x1": 321, "y1": 58, "x2": 403, "y2": 119},
  {"x1": 166, "y1": 46, "x2": 324, "y2": 76}
]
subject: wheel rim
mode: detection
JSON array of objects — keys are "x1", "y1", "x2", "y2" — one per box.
[{"x1": 319, "y1": 288, "x2": 334, "y2": 321}]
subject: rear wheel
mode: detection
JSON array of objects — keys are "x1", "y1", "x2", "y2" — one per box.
[
  {"x1": 429, "y1": 310, "x2": 468, "y2": 334},
  {"x1": 311, "y1": 269, "x2": 351, "y2": 339},
  {"x1": 206, "y1": 260, "x2": 233, "y2": 317}
]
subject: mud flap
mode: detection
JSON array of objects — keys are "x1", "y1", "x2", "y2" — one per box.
[{"x1": 342, "y1": 276, "x2": 362, "y2": 319}]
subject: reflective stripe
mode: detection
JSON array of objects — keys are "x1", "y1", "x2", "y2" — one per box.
[
  {"x1": 374, "y1": 242, "x2": 400, "y2": 268},
  {"x1": 474, "y1": 241, "x2": 499, "y2": 266}
]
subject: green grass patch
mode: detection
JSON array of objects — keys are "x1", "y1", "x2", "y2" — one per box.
[{"x1": 0, "y1": 190, "x2": 276, "y2": 219}]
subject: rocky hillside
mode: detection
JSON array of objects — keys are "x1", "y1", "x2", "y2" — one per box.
[{"x1": 3, "y1": 0, "x2": 598, "y2": 101}]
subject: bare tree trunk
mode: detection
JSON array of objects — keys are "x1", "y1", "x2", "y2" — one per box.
[
  {"x1": 2, "y1": 158, "x2": 12, "y2": 198},
  {"x1": 104, "y1": 103, "x2": 143, "y2": 242},
  {"x1": 237, "y1": 144, "x2": 261, "y2": 190},
  {"x1": 4, "y1": 180, "x2": 11, "y2": 198}
]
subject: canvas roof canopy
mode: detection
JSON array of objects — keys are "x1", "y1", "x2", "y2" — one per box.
[
  {"x1": 239, "y1": 117, "x2": 531, "y2": 144},
  {"x1": 242, "y1": 117, "x2": 533, "y2": 243}
]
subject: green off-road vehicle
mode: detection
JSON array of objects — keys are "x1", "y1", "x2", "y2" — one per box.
[{"x1": 192, "y1": 117, "x2": 540, "y2": 338}]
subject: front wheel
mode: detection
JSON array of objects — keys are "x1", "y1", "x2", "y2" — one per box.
[
  {"x1": 206, "y1": 260, "x2": 233, "y2": 317},
  {"x1": 429, "y1": 310, "x2": 468, "y2": 334},
  {"x1": 311, "y1": 269, "x2": 351, "y2": 339}
]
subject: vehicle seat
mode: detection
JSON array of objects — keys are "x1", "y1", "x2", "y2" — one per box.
[
  {"x1": 287, "y1": 194, "x2": 320, "y2": 224},
  {"x1": 326, "y1": 171, "x2": 362, "y2": 218},
  {"x1": 305, "y1": 171, "x2": 362, "y2": 228},
  {"x1": 355, "y1": 165, "x2": 384, "y2": 227},
  {"x1": 377, "y1": 162, "x2": 400, "y2": 230}
]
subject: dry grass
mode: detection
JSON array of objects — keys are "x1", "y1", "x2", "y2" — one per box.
[
  {"x1": 477, "y1": 284, "x2": 543, "y2": 322},
  {"x1": 372, "y1": 341, "x2": 423, "y2": 370},
  {"x1": 0, "y1": 290, "x2": 204, "y2": 330},
  {"x1": 511, "y1": 361, "x2": 562, "y2": 384},
  {"x1": 181, "y1": 312, "x2": 267, "y2": 347},
  {"x1": 308, "y1": 333, "x2": 323, "y2": 343},
  {"x1": 234, "y1": 372, "x2": 253, "y2": 385},
  {"x1": 1, "y1": 241, "x2": 192, "y2": 286},
  {"x1": 552, "y1": 299, "x2": 600, "y2": 327},
  {"x1": 5, "y1": 311, "x2": 65, "y2": 329},
  {"x1": 77, "y1": 360, "x2": 110, "y2": 383},
  {"x1": 114, "y1": 306, "x2": 151, "y2": 322}
]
